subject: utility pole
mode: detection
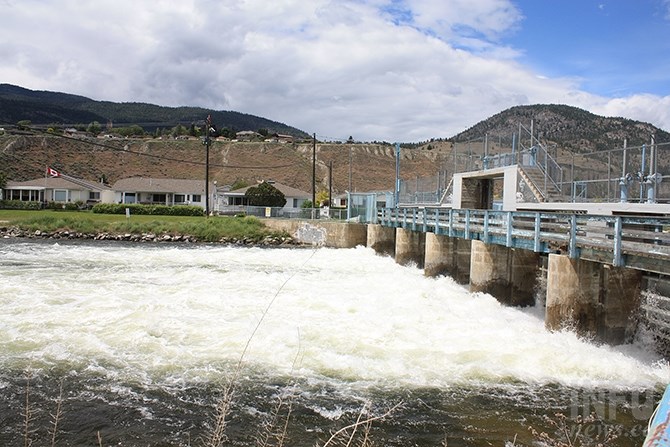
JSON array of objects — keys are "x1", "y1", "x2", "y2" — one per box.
[
  {"x1": 203, "y1": 115, "x2": 212, "y2": 217},
  {"x1": 394, "y1": 142, "x2": 400, "y2": 207},
  {"x1": 312, "y1": 133, "x2": 316, "y2": 210},
  {"x1": 348, "y1": 146, "x2": 352, "y2": 192},
  {"x1": 328, "y1": 160, "x2": 333, "y2": 207}
]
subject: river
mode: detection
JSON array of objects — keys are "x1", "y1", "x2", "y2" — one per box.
[{"x1": 0, "y1": 239, "x2": 668, "y2": 446}]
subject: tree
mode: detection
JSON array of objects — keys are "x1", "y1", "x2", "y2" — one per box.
[
  {"x1": 87, "y1": 121, "x2": 102, "y2": 135},
  {"x1": 171, "y1": 124, "x2": 187, "y2": 138},
  {"x1": 17, "y1": 120, "x2": 31, "y2": 130},
  {"x1": 0, "y1": 170, "x2": 6, "y2": 200},
  {"x1": 189, "y1": 123, "x2": 201, "y2": 137},
  {"x1": 244, "y1": 181, "x2": 286, "y2": 207}
]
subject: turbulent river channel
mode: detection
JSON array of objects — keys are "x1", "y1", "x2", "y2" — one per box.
[{"x1": 0, "y1": 239, "x2": 668, "y2": 446}]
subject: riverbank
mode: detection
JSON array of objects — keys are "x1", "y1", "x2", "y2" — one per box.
[
  {"x1": 0, "y1": 225, "x2": 296, "y2": 245},
  {"x1": 0, "y1": 210, "x2": 299, "y2": 246}
]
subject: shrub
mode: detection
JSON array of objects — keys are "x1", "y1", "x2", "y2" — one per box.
[
  {"x1": 0, "y1": 200, "x2": 42, "y2": 210},
  {"x1": 91, "y1": 203, "x2": 204, "y2": 216}
]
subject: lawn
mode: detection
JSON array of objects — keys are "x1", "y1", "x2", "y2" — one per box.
[{"x1": 0, "y1": 209, "x2": 288, "y2": 242}]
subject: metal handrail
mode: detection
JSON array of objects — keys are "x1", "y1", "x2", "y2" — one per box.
[{"x1": 378, "y1": 207, "x2": 670, "y2": 275}]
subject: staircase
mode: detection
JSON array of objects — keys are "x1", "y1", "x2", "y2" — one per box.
[{"x1": 518, "y1": 165, "x2": 565, "y2": 203}]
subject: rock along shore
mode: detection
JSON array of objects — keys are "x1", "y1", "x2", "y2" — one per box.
[{"x1": 0, "y1": 225, "x2": 299, "y2": 247}]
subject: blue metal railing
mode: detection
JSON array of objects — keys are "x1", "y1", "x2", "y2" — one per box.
[{"x1": 378, "y1": 207, "x2": 670, "y2": 275}]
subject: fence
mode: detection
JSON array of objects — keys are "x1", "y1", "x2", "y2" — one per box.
[
  {"x1": 399, "y1": 138, "x2": 669, "y2": 206},
  {"x1": 398, "y1": 172, "x2": 449, "y2": 204},
  {"x1": 560, "y1": 142, "x2": 670, "y2": 203}
]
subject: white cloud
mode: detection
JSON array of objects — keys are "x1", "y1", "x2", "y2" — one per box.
[
  {"x1": 590, "y1": 94, "x2": 670, "y2": 132},
  {"x1": 0, "y1": 0, "x2": 668, "y2": 142}
]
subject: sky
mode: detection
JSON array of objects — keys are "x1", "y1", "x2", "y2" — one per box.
[{"x1": 1, "y1": 0, "x2": 669, "y2": 143}]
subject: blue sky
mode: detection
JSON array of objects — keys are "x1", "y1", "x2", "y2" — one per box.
[
  {"x1": 508, "y1": 0, "x2": 670, "y2": 97},
  {"x1": 0, "y1": 0, "x2": 669, "y2": 142}
]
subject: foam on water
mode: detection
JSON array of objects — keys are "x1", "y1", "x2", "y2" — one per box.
[{"x1": 1, "y1": 240, "x2": 668, "y2": 392}]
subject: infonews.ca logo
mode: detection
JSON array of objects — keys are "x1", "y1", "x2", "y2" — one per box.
[
  {"x1": 546, "y1": 388, "x2": 662, "y2": 442},
  {"x1": 568, "y1": 389, "x2": 657, "y2": 421}
]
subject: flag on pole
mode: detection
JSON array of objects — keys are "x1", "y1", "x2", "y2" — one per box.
[{"x1": 46, "y1": 167, "x2": 60, "y2": 177}]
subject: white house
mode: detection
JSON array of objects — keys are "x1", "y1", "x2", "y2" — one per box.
[
  {"x1": 3, "y1": 176, "x2": 112, "y2": 205},
  {"x1": 221, "y1": 180, "x2": 311, "y2": 211},
  {"x1": 111, "y1": 177, "x2": 216, "y2": 209}
]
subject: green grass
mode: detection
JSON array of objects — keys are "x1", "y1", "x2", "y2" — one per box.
[{"x1": 0, "y1": 209, "x2": 288, "y2": 242}]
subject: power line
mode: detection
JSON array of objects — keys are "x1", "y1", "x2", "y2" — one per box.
[{"x1": 20, "y1": 127, "x2": 299, "y2": 170}]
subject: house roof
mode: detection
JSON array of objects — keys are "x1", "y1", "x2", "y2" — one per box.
[
  {"x1": 6, "y1": 176, "x2": 107, "y2": 191},
  {"x1": 236, "y1": 130, "x2": 260, "y2": 136},
  {"x1": 111, "y1": 177, "x2": 214, "y2": 194},
  {"x1": 225, "y1": 181, "x2": 311, "y2": 199}
]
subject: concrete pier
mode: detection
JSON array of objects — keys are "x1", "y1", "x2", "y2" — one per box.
[
  {"x1": 424, "y1": 233, "x2": 471, "y2": 283},
  {"x1": 545, "y1": 254, "x2": 642, "y2": 344},
  {"x1": 599, "y1": 265, "x2": 643, "y2": 343},
  {"x1": 272, "y1": 221, "x2": 650, "y2": 347},
  {"x1": 546, "y1": 255, "x2": 601, "y2": 334},
  {"x1": 469, "y1": 240, "x2": 539, "y2": 306},
  {"x1": 424, "y1": 233, "x2": 451, "y2": 277},
  {"x1": 367, "y1": 224, "x2": 396, "y2": 257},
  {"x1": 395, "y1": 227, "x2": 425, "y2": 268}
]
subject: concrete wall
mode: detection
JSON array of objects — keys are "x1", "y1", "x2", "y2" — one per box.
[
  {"x1": 502, "y1": 167, "x2": 519, "y2": 211},
  {"x1": 264, "y1": 219, "x2": 367, "y2": 248}
]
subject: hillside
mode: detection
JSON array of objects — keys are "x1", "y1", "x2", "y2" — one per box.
[
  {"x1": 0, "y1": 135, "x2": 449, "y2": 195},
  {"x1": 0, "y1": 84, "x2": 309, "y2": 138},
  {"x1": 2, "y1": 102, "x2": 668, "y2": 199},
  {"x1": 450, "y1": 104, "x2": 670, "y2": 151}
]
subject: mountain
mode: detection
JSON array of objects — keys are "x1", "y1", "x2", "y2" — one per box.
[
  {"x1": 1, "y1": 100, "x2": 667, "y2": 199},
  {"x1": 0, "y1": 84, "x2": 309, "y2": 137},
  {"x1": 450, "y1": 104, "x2": 670, "y2": 151}
]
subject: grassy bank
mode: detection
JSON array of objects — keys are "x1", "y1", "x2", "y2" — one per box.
[{"x1": 0, "y1": 209, "x2": 290, "y2": 243}]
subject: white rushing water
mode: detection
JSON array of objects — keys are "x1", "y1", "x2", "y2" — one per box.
[{"x1": 1, "y1": 240, "x2": 668, "y2": 392}]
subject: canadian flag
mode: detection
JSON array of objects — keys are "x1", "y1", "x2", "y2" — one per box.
[{"x1": 46, "y1": 167, "x2": 60, "y2": 177}]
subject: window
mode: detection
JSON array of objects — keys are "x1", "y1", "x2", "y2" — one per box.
[
  {"x1": 152, "y1": 194, "x2": 167, "y2": 203},
  {"x1": 191, "y1": 194, "x2": 202, "y2": 202},
  {"x1": 293, "y1": 198, "x2": 298, "y2": 208},
  {"x1": 174, "y1": 194, "x2": 186, "y2": 203},
  {"x1": 54, "y1": 190, "x2": 68, "y2": 202},
  {"x1": 89, "y1": 192, "x2": 100, "y2": 201},
  {"x1": 123, "y1": 193, "x2": 136, "y2": 204}
]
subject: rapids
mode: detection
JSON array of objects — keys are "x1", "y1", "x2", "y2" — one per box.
[{"x1": 0, "y1": 239, "x2": 668, "y2": 446}]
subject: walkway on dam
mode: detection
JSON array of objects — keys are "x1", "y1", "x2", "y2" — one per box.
[{"x1": 379, "y1": 207, "x2": 670, "y2": 276}]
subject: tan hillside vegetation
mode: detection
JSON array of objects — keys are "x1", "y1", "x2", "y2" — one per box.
[{"x1": 0, "y1": 135, "x2": 454, "y2": 195}]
